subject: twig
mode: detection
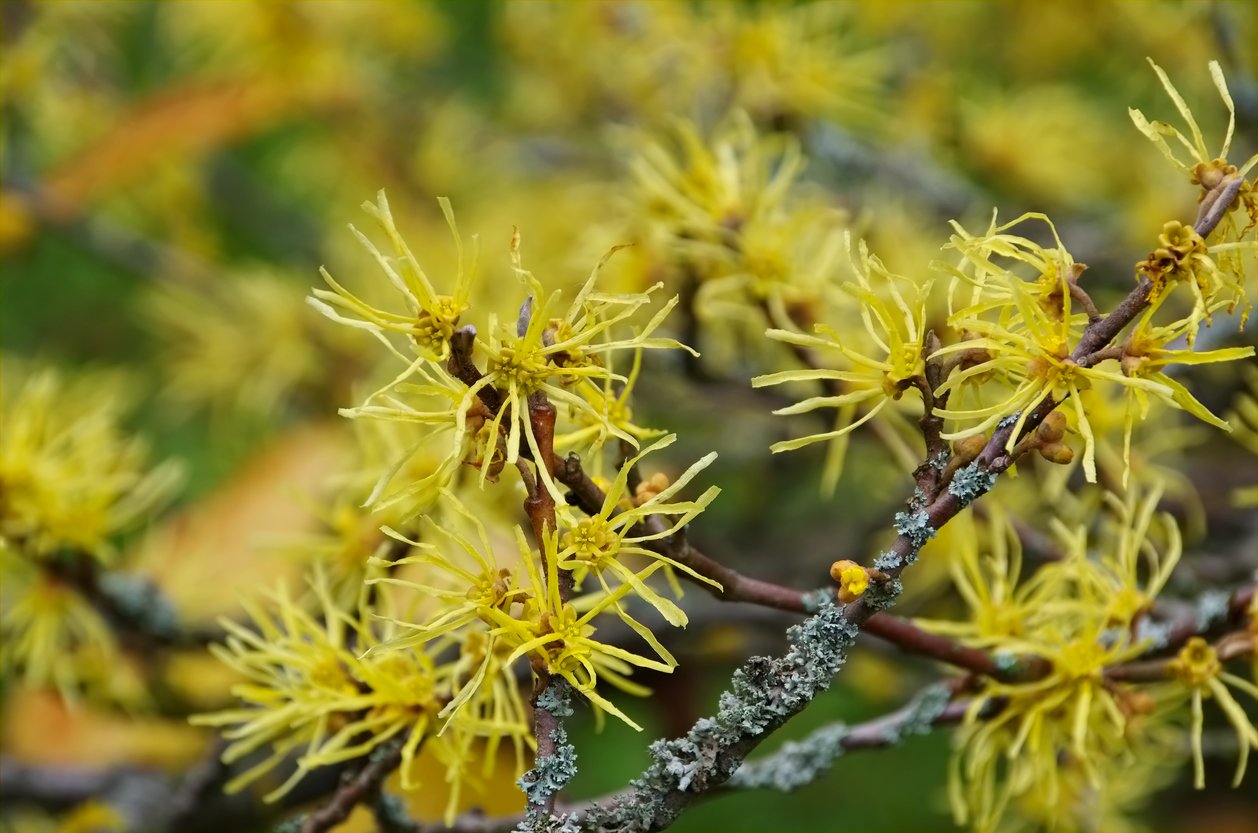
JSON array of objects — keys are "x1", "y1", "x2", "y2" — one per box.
[
  {"x1": 299, "y1": 741, "x2": 403, "y2": 833},
  {"x1": 163, "y1": 738, "x2": 230, "y2": 831},
  {"x1": 550, "y1": 448, "x2": 1044, "y2": 682},
  {"x1": 723, "y1": 682, "x2": 994, "y2": 792},
  {"x1": 1105, "y1": 625, "x2": 1255, "y2": 684},
  {"x1": 44, "y1": 551, "x2": 221, "y2": 650}
]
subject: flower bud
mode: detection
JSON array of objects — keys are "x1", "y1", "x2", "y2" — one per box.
[
  {"x1": 1038, "y1": 442, "x2": 1074, "y2": 464},
  {"x1": 1036, "y1": 411, "x2": 1067, "y2": 444},
  {"x1": 952, "y1": 434, "x2": 988, "y2": 463}
]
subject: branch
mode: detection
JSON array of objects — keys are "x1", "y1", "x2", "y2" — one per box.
[
  {"x1": 298, "y1": 741, "x2": 403, "y2": 833},
  {"x1": 552, "y1": 449, "x2": 1044, "y2": 683},
  {"x1": 723, "y1": 682, "x2": 988, "y2": 792},
  {"x1": 1106, "y1": 625, "x2": 1255, "y2": 684},
  {"x1": 46, "y1": 552, "x2": 221, "y2": 649}
]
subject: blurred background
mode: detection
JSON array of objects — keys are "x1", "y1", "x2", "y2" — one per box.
[{"x1": 2, "y1": 1, "x2": 1256, "y2": 831}]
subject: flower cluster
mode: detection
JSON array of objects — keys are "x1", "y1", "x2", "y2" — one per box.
[
  {"x1": 1129, "y1": 59, "x2": 1257, "y2": 329},
  {"x1": 191, "y1": 569, "x2": 526, "y2": 822},
  {"x1": 310, "y1": 194, "x2": 690, "y2": 505},
  {"x1": 11, "y1": 4, "x2": 1258, "y2": 832},
  {"x1": 195, "y1": 197, "x2": 721, "y2": 812},
  {"x1": 0, "y1": 361, "x2": 180, "y2": 703},
  {"x1": 626, "y1": 113, "x2": 849, "y2": 372},
  {"x1": 919, "y1": 480, "x2": 1256, "y2": 832},
  {"x1": 759, "y1": 60, "x2": 1255, "y2": 492},
  {"x1": 365, "y1": 437, "x2": 719, "y2": 733}
]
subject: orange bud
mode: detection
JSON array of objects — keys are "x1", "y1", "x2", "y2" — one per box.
[{"x1": 830, "y1": 560, "x2": 870, "y2": 603}]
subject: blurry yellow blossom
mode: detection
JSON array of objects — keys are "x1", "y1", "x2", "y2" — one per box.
[
  {"x1": 365, "y1": 493, "x2": 528, "y2": 663},
  {"x1": 627, "y1": 112, "x2": 852, "y2": 372},
  {"x1": 1087, "y1": 481, "x2": 1181, "y2": 627},
  {"x1": 0, "y1": 362, "x2": 181, "y2": 561},
  {"x1": 276, "y1": 491, "x2": 395, "y2": 610},
  {"x1": 914, "y1": 506, "x2": 1028, "y2": 647},
  {"x1": 192, "y1": 569, "x2": 515, "y2": 823},
  {"x1": 959, "y1": 86, "x2": 1118, "y2": 209},
  {"x1": 145, "y1": 269, "x2": 360, "y2": 416},
  {"x1": 0, "y1": 545, "x2": 123, "y2": 704},
  {"x1": 630, "y1": 113, "x2": 803, "y2": 282},
  {"x1": 925, "y1": 482, "x2": 1196, "y2": 831},
  {"x1": 1008, "y1": 727, "x2": 1181, "y2": 833},
  {"x1": 712, "y1": 2, "x2": 886, "y2": 126},
  {"x1": 1225, "y1": 364, "x2": 1258, "y2": 506},
  {"x1": 497, "y1": 2, "x2": 697, "y2": 130},
  {"x1": 1160, "y1": 637, "x2": 1258, "y2": 789}
]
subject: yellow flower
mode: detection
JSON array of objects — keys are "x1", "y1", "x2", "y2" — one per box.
[
  {"x1": 554, "y1": 348, "x2": 668, "y2": 456},
  {"x1": 309, "y1": 191, "x2": 475, "y2": 363},
  {"x1": 753, "y1": 234, "x2": 931, "y2": 493},
  {"x1": 469, "y1": 243, "x2": 690, "y2": 499},
  {"x1": 333, "y1": 360, "x2": 470, "y2": 517},
  {"x1": 1162, "y1": 637, "x2": 1258, "y2": 789},
  {"x1": 924, "y1": 490, "x2": 1188, "y2": 831},
  {"x1": 365, "y1": 492, "x2": 527, "y2": 660},
  {"x1": 940, "y1": 211, "x2": 1084, "y2": 319},
  {"x1": 1129, "y1": 59, "x2": 1257, "y2": 326},
  {"x1": 914, "y1": 506, "x2": 1031, "y2": 647},
  {"x1": 1128, "y1": 59, "x2": 1258, "y2": 199},
  {"x1": 949, "y1": 613, "x2": 1144, "y2": 833},
  {"x1": 933, "y1": 213, "x2": 1170, "y2": 481},
  {"x1": 368, "y1": 503, "x2": 674, "y2": 732},
  {"x1": 555, "y1": 434, "x2": 721, "y2": 626},
  {"x1": 629, "y1": 113, "x2": 852, "y2": 375},
  {"x1": 1113, "y1": 302, "x2": 1254, "y2": 484},
  {"x1": 0, "y1": 543, "x2": 123, "y2": 704},
  {"x1": 193, "y1": 578, "x2": 384, "y2": 800},
  {"x1": 630, "y1": 112, "x2": 803, "y2": 278},
  {"x1": 1088, "y1": 481, "x2": 1181, "y2": 629},
  {"x1": 144, "y1": 268, "x2": 355, "y2": 416},
  {"x1": 714, "y1": 2, "x2": 886, "y2": 125},
  {"x1": 495, "y1": 527, "x2": 676, "y2": 731},
  {"x1": 192, "y1": 569, "x2": 504, "y2": 823}
]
